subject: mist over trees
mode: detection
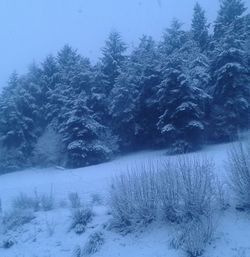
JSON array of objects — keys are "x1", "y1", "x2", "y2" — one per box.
[{"x1": 0, "y1": 0, "x2": 250, "y2": 172}]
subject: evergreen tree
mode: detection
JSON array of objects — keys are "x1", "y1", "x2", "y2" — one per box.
[
  {"x1": 40, "y1": 55, "x2": 60, "y2": 124},
  {"x1": 157, "y1": 33, "x2": 209, "y2": 153},
  {"x1": 159, "y1": 19, "x2": 188, "y2": 57},
  {"x1": 90, "y1": 63, "x2": 110, "y2": 123},
  {"x1": 101, "y1": 31, "x2": 126, "y2": 95},
  {"x1": 0, "y1": 73, "x2": 38, "y2": 171},
  {"x1": 48, "y1": 45, "x2": 93, "y2": 127},
  {"x1": 157, "y1": 55, "x2": 208, "y2": 153},
  {"x1": 130, "y1": 36, "x2": 162, "y2": 147},
  {"x1": 214, "y1": 0, "x2": 247, "y2": 39},
  {"x1": 191, "y1": 2, "x2": 209, "y2": 51},
  {"x1": 59, "y1": 93, "x2": 116, "y2": 168},
  {"x1": 210, "y1": 26, "x2": 250, "y2": 141},
  {"x1": 109, "y1": 36, "x2": 162, "y2": 150},
  {"x1": 209, "y1": 0, "x2": 250, "y2": 141},
  {"x1": 109, "y1": 63, "x2": 139, "y2": 150}
]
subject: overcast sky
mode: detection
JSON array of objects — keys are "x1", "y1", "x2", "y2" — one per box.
[{"x1": 0, "y1": 0, "x2": 249, "y2": 87}]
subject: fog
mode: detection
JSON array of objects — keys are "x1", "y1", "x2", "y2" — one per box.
[{"x1": 0, "y1": 0, "x2": 245, "y2": 87}]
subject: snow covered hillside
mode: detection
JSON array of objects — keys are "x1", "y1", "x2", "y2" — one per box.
[{"x1": 0, "y1": 143, "x2": 250, "y2": 257}]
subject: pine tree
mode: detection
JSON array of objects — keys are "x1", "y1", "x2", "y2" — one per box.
[
  {"x1": 90, "y1": 62, "x2": 110, "y2": 123},
  {"x1": 157, "y1": 34, "x2": 209, "y2": 153},
  {"x1": 59, "y1": 93, "x2": 116, "y2": 168},
  {"x1": 48, "y1": 45, "x2": 93, "y2": 127},
  {"x1": 191, "y1": 2, "x2": 209, "y2": 51},
  {"x1": 209, "y1": 0, "x2": 250, "y2": 141},
  {"x1": 101, "y1": 31, "x2": 126, "y2": 95},
  {"x1": 157, "y1": 59, "x2": 207, "y2": 153},
  {"x1": 0, "y1": 73, "x2": 38, "y2": 171},
  {"x1": 109, "y1": 61, "x2": 139, "y2": 150},
  {"x1": 214, "y1": 0, "x2": 247, "y2": 39},
  {"x1": 210, "y1": 26, "x2": 250, "y2": 141},
  {"x1": 40, "y1": 55, "x2": 60, "y2": 124},
  {"x1": 109, "y1": 36, "x2": 162, "y2": 150},
  {"x1": 130, "y1": 36, "x2": 162, "y2": 147},
  {"x1": 159, "y1": 19, "x2": 188, "y2": 57}
]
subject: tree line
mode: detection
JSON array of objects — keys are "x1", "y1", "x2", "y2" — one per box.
[{"x1": 0, "y1": 0, "x2": 250, "y2": 172}]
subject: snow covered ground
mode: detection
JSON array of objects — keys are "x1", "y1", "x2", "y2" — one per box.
[{"x1": 0, "y1": 143, "x2": 250, "y2": 257}]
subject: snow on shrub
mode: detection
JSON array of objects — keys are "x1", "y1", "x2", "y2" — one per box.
[
  {"x1": 2, "y1": 209, "x2": 35, "y2": 231},
  {"x1": 158, "y1": 161, "x2": 181, "y2": 222},
  {"x1": 70, "y1": 207, "x2": 93, "y2": 234},
  {"x1": 109, "y1": 157, "x2": 219, "y2": 236},
  {"x1": 0, "y1": 237, "x2": 15, "y2": 249},
  {"x1": 177, "y1": 157, "x2": 217, "y2": 220},
  {"x1": 171, "y1": 215, "x2": 215, "y2": 257},
  {"x1": 12, "y1": 190, "x2": 55, "y2": 212},
  {"x1": 109, "y1": 163, "x2": 158, "y2": 231},
  {"x1": 82, "y1": 231, "x2": 104, "y2": 256},
  {"x1": 72, "y1": 232, "x2": 104, "y2": 257},
  {"x1": 158, "y1": 157, "x2": 217, "y2": 222},
  {"x1": 69, "y1": 192, "x2": 82, "y2": 209},
  {"x1": 32, "y1": 126, "x2": 63, "y2": 167},
  {"x1": 227, "y1": 142, "x2": 250, "y2": 210}
]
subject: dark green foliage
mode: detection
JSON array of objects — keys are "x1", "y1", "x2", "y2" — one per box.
[
  {"x1": 191, "y1": 2, "x2": 210, "y2": 51},
  {"x1": 0, "y1": 1, "x2": 250, "y2": 170},
  {"x1": 210, "y1": 0, "x2": 250, "y2": 141}
]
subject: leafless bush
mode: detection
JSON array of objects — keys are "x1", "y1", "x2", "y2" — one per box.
[
  {"x1": 178, "y1": 157, "x2": 217, "y2": 219},
  {"x1": 45, "y1": 218, "x2": 56, "y2": 236},
  {"x1": 158, "y1": 161, "x2": 182, "y2": 222},
  {"x1": 2, "y1": 209, "x2": 35, "y2": 231},
  {"x1": 72, "y1": 246, "x2": 82, "y2": 257},
  {"x1": 40, "y1": 193, "x2": 55, "y2": 211},
  {"x1": 0, "y1": 237, "x2": 15, "y2": 249},
  {"x1": 109, "y1": 163, "x2": 158, "y2": 230},
  {"x1": 182, "y1": 216, "x2": 214, "y2": 257},
  {"x1": 12, "y1": 190, "x2": 55, "y2": 212},
  {"x1": 159, "y1": 157, "x2": 218, "y2": 222},
  {"x1": 91, "y1": 193, "x2": 103, "y2": 205},
  {"x1": 171, "y1": 214, "x2": 215, "y2": 257},
  {"x1": 70, "y1": 207, "x2": 93, "y2": 234},
  {"x1": 69, "y1": 192, "x2": 81, "y2": 209},
  {"x1": 12, "y1": 192, "x2": 40, "y2": 211},
  {"x1": 227, "y1": 142, "x2": 250, "y2": 210},
  {"x1": 109, "y1": 155, "x2": 219, "y2": 256},
  {"x1": 82, "y1": 231, "x2": 104, "y2": 256}
]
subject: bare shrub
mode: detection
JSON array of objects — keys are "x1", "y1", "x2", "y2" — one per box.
[
  {"x1": 72, "y1": 246, "x2": 82, "y2": 257},
  {"x1": 40, "y1": 191, "x2": 55, "y2": 211},
  {"x1": 177, "y1": 157, "x2": 217, "y2": 220},
  {"x1": 12, "y1": 190, "x2": 55, "y2": 212},
  {"x1": 2, "y1": 209, "x2": 35, "y2": 231},
  {"x1": 109, "y1": 163, "x2": 158, "y2": 230},
  {"x1": 82, "y1": 231, "x2": 104, "y2": 256},
  {"x1": 227, "y1": 142, "x2": 250, "y2": 209},
  {"x1": 109, "y1": 157, "x2": 218, "y2": 229},
  {"x1": 171, "y1": 215, "x2": 215, "y2": 257},
  {"x1": 0, "y1": 238, "x2": 15, "y2": 249},
  {"x1": 12, "y1": 192, "x2": 40, "y2": 211},
  {"x1": 32, "y1": 126, "x2": 63, "y2": 167},
  {"x1": 45, "y1": 218, "x2": 56, "y2": 236},
  {"x1": 91, "y1": 193, "x2": 103, "y2": 205},
  {"x1": 70, "y1": 207, "x2": 93, "y2": 234},
  {"x1": 69, "y1": 192, "x2": 81, "y2": 209},
  {"x1": 159, "y1": 157, "x2": 217, "y2": 222},
  {"x1": 158, "y1": 161, "x2": 181, "y2": 222}
]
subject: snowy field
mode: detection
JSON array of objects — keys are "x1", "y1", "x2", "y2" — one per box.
[{"x1": 0, "y1": 143, "x2": 250, "y2": 257}]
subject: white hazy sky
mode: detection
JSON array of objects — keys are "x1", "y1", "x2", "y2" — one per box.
[{"x1": 0, "y1": 0, "x2": 249, "y2": 87}]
